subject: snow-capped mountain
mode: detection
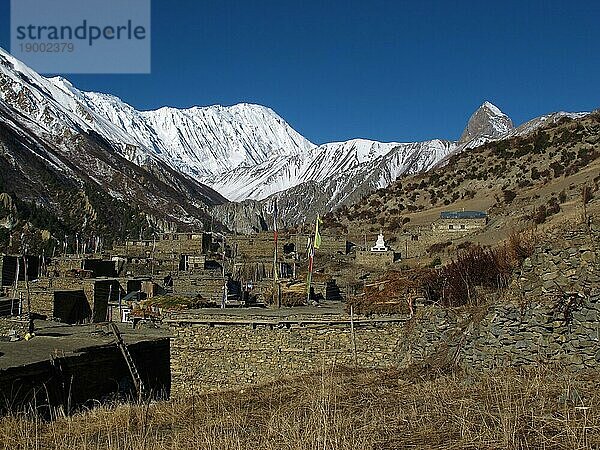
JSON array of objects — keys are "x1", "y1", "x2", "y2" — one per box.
[
  {"x1": 32, "y1": 63, "x2": 460, "y2": 205},
  {"x1": 508, "y1": 111, "x2": 588, "y2": 138},
  {"x1": 211, "y1": 138, "x2": 457, "y2": 232},
  {"x1": 72, "y1": 90, "x2": 315, "y2": 179},
  {"x1": 50, "y1": 78, "x2": 443, "y2": 204},
  {"x1": 0, "y1": 47, "x2": 226, "y2": 236},
  {"x1": 206, "y1": 139, "x2": 410, "y2": 201}
]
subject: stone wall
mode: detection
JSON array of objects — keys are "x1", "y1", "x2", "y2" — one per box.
[
  {"x1": 355, "y1": 250, "x2": 394, "y2": 267},
  {"x1": 9, "y1": 277, "x2": 96, "y2": 318},
  {"x1": 463, "y1": 300, "x2": 600, "y2": 369},
  {"x1": 229, "y1": 232, "x2": 347, "y2": 260},
  {"x1": 172, "y1": 274, "x2": 227, "y2": 301},
  {"x1": 8, "y1": 276, "x2": 134, "y2": 322},
  {"x1": 114, "y1": 235, "x2": 205, "y2": 260},
  {"x1": 511, "y1": 227, "x2": 599, "y2": 300},
  {"x1": 393, "y1": 226, "x2": 465, "y2": 259},
  {"x1": 168, "y1": 288, "x2": 600, "y2": 398},
  {"x1": 0, "y1": 317, "x2": 27, "y2": 336},
  {"x1": 431, "y1": 217, "x2": 487, "y2": 234},
  {"x1": 168, "y1": 316, "x2": 407, "y2": 397}
]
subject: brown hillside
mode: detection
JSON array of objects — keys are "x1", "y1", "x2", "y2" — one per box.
[{"x1": 324, "y1": 111, "x2": 600, "y2": 251}]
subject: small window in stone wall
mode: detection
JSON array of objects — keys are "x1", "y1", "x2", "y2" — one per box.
[
  {"x1": 449, "y1": 224, "x2": 454, "y2": 230},
  {"x1": 461, "y1": 224, "x2": 465, "y2": 230}
]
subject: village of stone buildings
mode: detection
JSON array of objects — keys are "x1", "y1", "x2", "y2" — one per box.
[
  {"x1": 0, "y1": 203, "x2": 598, "y2": 410},
  {"x1": 1, "y1": 209, "x2": 488, "y2": 324}
]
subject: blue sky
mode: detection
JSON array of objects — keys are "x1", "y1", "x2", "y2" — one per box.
[{"x1": 1, "y1": 0, "x2": 599, "y2": 144}]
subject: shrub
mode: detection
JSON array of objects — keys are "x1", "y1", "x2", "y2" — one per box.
[
  {"x1": 532, "y1": 205, "x2": 547, "y2": 224},
  {"x1": 462, "y1": 190, "x2": 476, "y2": 200},
  {"x1": 456, "y1": 241, "x2": 473, "y2": 251},
  {"x1": 558, "y1": 189, "x2": 567, "y2": 203},
  {"x1": 531, "y1": 197, "x2": 560, "y2": 224},
  {"x1": 429, "y1": 256, "x2": 442, "y2": 267},
  {"x1": 421, "y1": 232, "x2": 536, "y2": 307},
  {"x1": 502, "y1": 189, "x2": 517, "y2": 204},
  {"x1": 582, "y1": 185, "x2": 593, "y2": 204},
  {"x1": 369, "y1": 198, "x2": 382, "y2": 208},
  {"x1": 546, "y1": 198, "x2": 560, "y2": 216},
  {"x1": 550, "y1": 161, "x2": 564, "y2": 178},
  {"x1": 426, "y1": 241, "x2": 452, "y2": 254}
]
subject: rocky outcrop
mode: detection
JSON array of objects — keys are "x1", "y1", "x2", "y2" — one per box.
[{"x1": 459, "y1": 101, "x2": 514, "y2": 144}]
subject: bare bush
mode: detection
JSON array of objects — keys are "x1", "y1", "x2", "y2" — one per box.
[{"x1": 422, "y1": 231, "x2": 536, "y2": 307}]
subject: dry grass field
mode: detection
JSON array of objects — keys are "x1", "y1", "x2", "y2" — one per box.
[{"x1": 1, "y1": 363, "x2": 599, "y2": 449}]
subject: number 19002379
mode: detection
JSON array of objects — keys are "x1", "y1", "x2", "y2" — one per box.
[{"x1": 19, "y1": 42, "x2": 74, "y2": 52}]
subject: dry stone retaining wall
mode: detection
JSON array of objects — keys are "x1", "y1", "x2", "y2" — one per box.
[
  {"x1": 169, "y1": 318, "x2": 406, "y2": 397},
  {"x1": 168, "y1": 293, "x2": 600, "y2": 397},
  {"x1": 463, "y1": 299, "x2": 600, "y2": 370}
]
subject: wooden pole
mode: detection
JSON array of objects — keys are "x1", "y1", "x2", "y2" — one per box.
[
  {"x1": 273, "y1": 200, "x2": 279, "y2": 308},
  {"x1": 12, "y1": 257, "x2": 20, "y2": 299},
  {"x1": 221, "y1": 234, "x2": 227, "y2": 309},
  {"x1": 277, "y1": 283, "x2": 282, "y2": 309},
  {"x1": 306, "y1": 235, "x2": 314, "y2": 305},
  {"x1": 151, "y1": 234, "x2": 156, "y2": 276},
  {"x1": 106, "y1": 284, "x2": 113, "y2": 322},
  {"x1": 350, "y1": 305, "x2": 357, "y2": 367},
  {"x1": 23, "y1": 255, "x2": 31, "y2": 323}
]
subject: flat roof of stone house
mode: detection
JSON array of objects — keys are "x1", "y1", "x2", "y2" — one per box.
[
  {"x1": 164, "y1": 303, "x2": 410, "y2": 328},
  {"x1": 440, "y1": 211, "x2": 487, "y2": 219},
  {"x1": 166, "y1": 302, "x2": 346, "y2": 320},
  {"x1": 0, "y1": 320, "x2": 169, "y2": 370}
]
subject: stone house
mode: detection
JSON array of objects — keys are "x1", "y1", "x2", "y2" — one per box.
[{"x1": 431, "y1": 211, "x2": 488, "y2": 234}]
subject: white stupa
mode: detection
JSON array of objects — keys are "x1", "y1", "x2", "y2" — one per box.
[{"x1": 370, "y1": 231, "x2": 388, "y2": 252}]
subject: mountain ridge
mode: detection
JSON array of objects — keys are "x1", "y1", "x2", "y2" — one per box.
[
  {"x1": 38, "y1": 56, "x2": 518, "y2": 206},
  {"x1": 0, "y1": 47, "x2": 590, "y2": 236},
  {"x1": 0, "y1": 47, "x2": 228, "y2": 251}
]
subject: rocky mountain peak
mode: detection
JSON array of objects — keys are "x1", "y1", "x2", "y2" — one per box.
[{"x1": 459, "y1": 101, "x2": 514, "y2": 144}]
